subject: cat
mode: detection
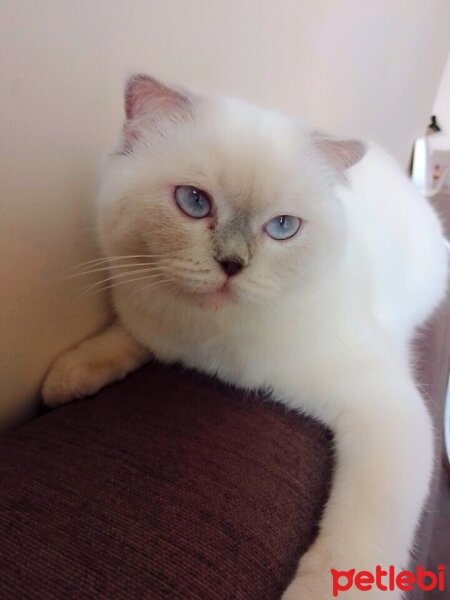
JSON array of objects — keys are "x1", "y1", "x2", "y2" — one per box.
[{"x1": 42, "y1": 74, "x2": 448, "y2": 599}]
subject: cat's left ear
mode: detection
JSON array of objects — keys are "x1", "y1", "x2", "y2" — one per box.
[
  {"x1": 125, "y1": 74, "x2": 192, "y2": 121},
  {"x1": 311, "y1": 131, "x2": 366, "y2": 174},
  {"x1": 119, "y1": 74, "x2": 194, "y2": 152}
]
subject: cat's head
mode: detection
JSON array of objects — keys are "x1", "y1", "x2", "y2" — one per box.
[{"x1": 98, "y1": 74, "x2": 365, "y2": 310}]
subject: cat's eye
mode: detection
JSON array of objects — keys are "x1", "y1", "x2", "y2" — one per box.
[
  {"x1": 174, "y1": 186, "x2": 212, "y2": 219},
  {"x1": 264, "y1": 215, "x2": 301, "y2": 240}
]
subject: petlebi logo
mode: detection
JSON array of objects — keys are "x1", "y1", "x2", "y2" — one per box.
[{"x1": 331, "y1": 565, "x2": 446, "y2": 597}]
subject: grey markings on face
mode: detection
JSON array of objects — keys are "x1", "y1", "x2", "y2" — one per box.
[{"x1": 211, "y1": 215, "x2": 254, "y2": 266}]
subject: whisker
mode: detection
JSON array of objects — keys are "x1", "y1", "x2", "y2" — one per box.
[
  {"x1": 63, "y1": 263, "x2": 173, "y2": 280},
  {"x1": 80, "y1": 272, "x2": 167, "y2": 294},
  {"x1": 69, "y1": 256, "x2": 148, "y2": 269},
  {"x1": 170, "y1": 268, "x2": 213, "y2": 280},
  {"x1": 69, "y1": 253, "x2": 181, "y2": 271},
  {"x1": 70, "y1": 262, "x2": 214, "y2": 283},
  {"x1": 79, "y1": 270, "x2": 167, "y2": 295},
  {"x1": 84, "y1": 268, "x2": 167, "y2": 287},
  {"x1": 129, "y1": 278, "x2": 173, "y2": 299}
]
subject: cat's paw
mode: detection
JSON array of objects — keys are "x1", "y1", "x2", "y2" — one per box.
[
  {"x1": 282, "y1": 576, "x2": 326, "y2": 600},
  {"x1": 282, "y1": 541, "x2": 332, "y2": 600},
  {"x1": 282, "y1": 541, "x2": 401, "y2": 600},
  {"x1": 283, "y1": 577, "x2": 401, "y2": 600},
  {"x1": 42, "y1": 347, "x2": 130, "y2": 407}
]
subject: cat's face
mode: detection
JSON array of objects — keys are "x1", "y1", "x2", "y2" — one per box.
[{"x1": 98, "y1": 75, "x2": 364, "y2": 309}]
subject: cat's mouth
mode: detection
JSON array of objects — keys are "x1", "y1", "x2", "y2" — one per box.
[{"x1": 183, "y1": 280, "x2": 234, "y2": 310}]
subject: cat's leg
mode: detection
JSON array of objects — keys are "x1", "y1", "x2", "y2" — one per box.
[
  {"x1": 282, "y1": 362, "x2": 433, "y2": 600},
  {"x1": 42, "y1": 321, "x2": 148, "y2": 407}
]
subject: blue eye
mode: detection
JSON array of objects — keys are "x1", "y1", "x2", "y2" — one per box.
[
  {"x1": 174, "y1": 186, "x2": 212, "y2": 219},
  {"x1": 264, "y1": 215, "x2": 301, "y2": 240}
]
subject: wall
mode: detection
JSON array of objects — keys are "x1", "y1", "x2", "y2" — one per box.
[
  {"x1": 1, "y1": 0, "x2": 449, "y2": 429},
  {"x1": 432, "y1": 54, "x2": 450, "y2": 151}
]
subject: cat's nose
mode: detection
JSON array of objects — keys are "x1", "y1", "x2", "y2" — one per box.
[{"x1": 217, "y1": 258, "x2": 244, "y2": 277}]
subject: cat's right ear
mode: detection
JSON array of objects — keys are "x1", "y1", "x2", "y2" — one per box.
[
  {"x1": 119, "y1": 74, "x2": 194, "y2": 152},
  {"x1": 311, "y1": 131, "x2": 366, "y2": 178}
]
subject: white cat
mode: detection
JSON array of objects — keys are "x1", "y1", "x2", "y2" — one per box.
[{"x1": 43, "y1": 75, "x2": 448, "y2": 599}]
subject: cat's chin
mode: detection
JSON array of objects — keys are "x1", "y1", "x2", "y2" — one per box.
[{"x1": 186, "y1": 286, "x2": 234, "y2": 311}]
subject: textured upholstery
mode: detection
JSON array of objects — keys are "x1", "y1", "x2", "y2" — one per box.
[
  {"x1": 0, "y1": 363, "x2": 333, "y2": 600},
  {"x1": 1, "y1": 293, "x2": 448, "y2": 600}
]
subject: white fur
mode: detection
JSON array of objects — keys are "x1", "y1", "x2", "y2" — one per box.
[{"x1": 43, "y1": 79, "x2": 448, "y2": 599}]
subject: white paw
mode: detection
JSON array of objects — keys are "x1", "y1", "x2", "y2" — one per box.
[
  {"x1": 42, "y1": 348, "x2": 128, "y2": 407},
  {"x1": 282, "y1": 542, "x2": 402, "y2": 600},
  {"x1": 282, "y1": 542, "x2": 332, "y2": 600}
]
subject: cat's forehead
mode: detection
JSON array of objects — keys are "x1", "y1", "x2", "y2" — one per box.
[{"x1": 197, "y1": 98, "x2": 308, "y2": 215}]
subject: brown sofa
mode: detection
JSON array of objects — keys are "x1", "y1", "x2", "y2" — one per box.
[{"x1": 0, "y1": 302, "x2": 448, "y2": 599}]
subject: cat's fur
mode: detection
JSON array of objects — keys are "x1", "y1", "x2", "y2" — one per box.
[{"x1": 43, "y1": 75, "x2": 448, "y2": 599}]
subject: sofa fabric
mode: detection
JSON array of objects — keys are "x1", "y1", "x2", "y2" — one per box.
[
  {"x1": 1, "y1": 290, "x2": 448, "y2": 600},
  {"x1": 0, "y1": 363, "x2": 333, "y2": 600}
]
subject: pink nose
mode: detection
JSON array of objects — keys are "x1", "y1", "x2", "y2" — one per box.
[{"x1": 218, "y1": 259, "x2": 243, "y2": 277}]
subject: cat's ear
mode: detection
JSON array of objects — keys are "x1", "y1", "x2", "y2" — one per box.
[
  {"x1": 311, "y1": 131, "x2": 366, "y2": 174},
  {"x1": 125, "y1": 74, "x2": 192, "y2": 121},
  {"x1": 120, "y1": 74, "x2": 194, "y2": 152}
]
